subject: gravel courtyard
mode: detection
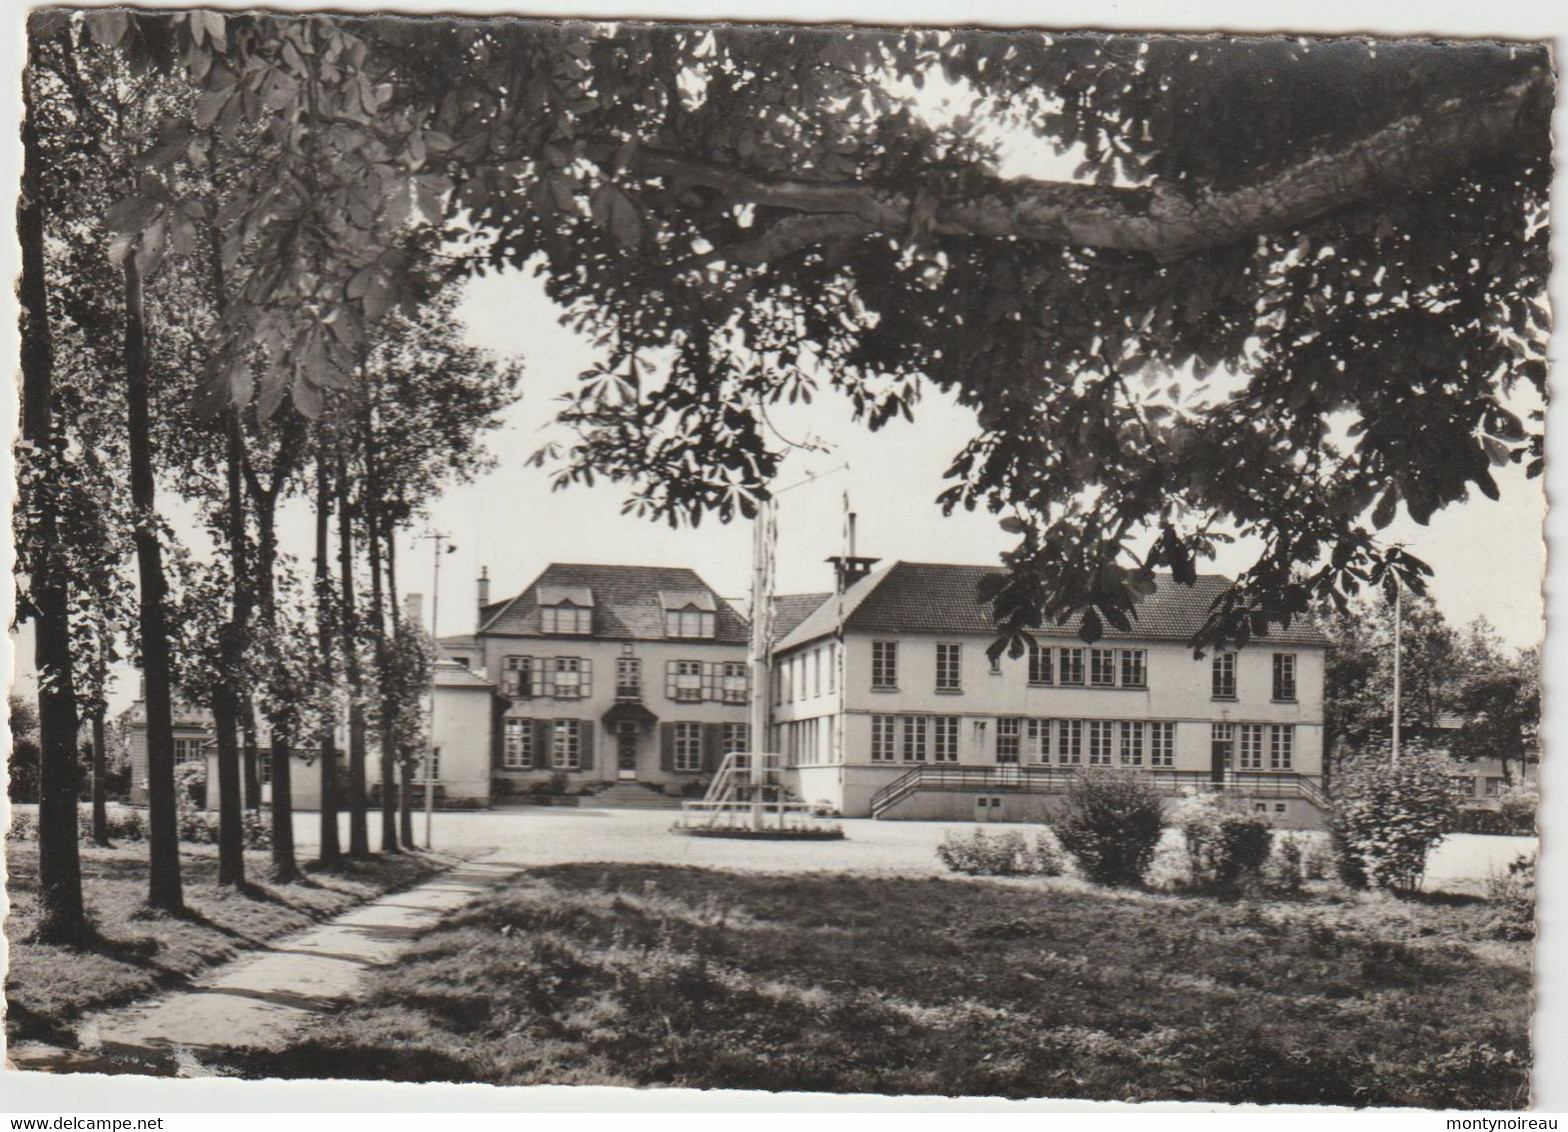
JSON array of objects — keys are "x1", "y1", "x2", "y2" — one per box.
[{"x1": 279, "y1": 805, "x2": 1531, "y2": 892}]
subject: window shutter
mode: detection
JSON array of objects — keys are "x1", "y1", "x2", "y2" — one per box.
[
  {"x1": 579, "y1": 721, "x2": 596, "y2": 770},
  {"x1": 580, "y1": 658, "x2": 593, "y2": 698},
  {"x1": 531, "y1": 719, "x2": 550, "y2": 769},
  {"x1": 702, "y1": 723, "x2": 723, "y2": 772},
  {"x1": 540, "y1": 659, "x2": 555, "y2": 698},
  {"x1": 660, "y1": 722, "x2": 676, "y2": 771},
  {"x1": 666, "y1": 660, "x2": 677, "y2": 699},
  {"x1": 491, "y1": 702, "x2": 505, "y2": 769},
  {"x1": 703, "y1": 663, "x2": 717, "y2": 702}
]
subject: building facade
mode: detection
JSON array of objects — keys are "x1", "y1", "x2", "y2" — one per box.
[
  {"x1": 439, "y1": 563, "x2": 755, "y2": 798},
  {"x1": 770, "y1": 561, "x2": 1331, "y2": 826}
]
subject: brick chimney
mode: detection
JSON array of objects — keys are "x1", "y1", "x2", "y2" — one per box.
[
  {"x1": 826, "y1": 512, "x2": 879, "y2": 588},
  {"x1": 476, "y1": 566, "x2": 490, "y2": 629}
]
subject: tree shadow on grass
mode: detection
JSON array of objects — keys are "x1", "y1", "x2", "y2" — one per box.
[{"x1": 227, "y1": 1039, "x2": 479, "y2": 1084}]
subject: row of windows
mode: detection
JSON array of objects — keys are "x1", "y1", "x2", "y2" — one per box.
[
  {"x1": 501, "y1": 656, "x2": 747, "y2": 703},
  {"x1": 502, "y1": 719, "x2": 749, "y2": 771},
  {"x1": 775, "y1": 643, "x2": 838, "y2": 705},
  {"x1": 1210, "y1": 723, "x2": 1294, "y2": 771},
  {"x1": 863, "y1": 641, "x2": 1299, "y2": 701},
  {"x1": 1449, "y1": 775, "x2": 1513, "y2": 798},
  {"x1": 866, "y1": 716, "x2": 1294, "y2": 769}
]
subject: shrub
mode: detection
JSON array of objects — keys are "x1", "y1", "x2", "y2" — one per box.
[
  {"x1": 1173, "y1": 793, "x2": 1275, "y2": 889},
  {"x1": 1052, "y1": 768, "x2": 1167, "y2": 886},
  {"x1": 491, "y1": 777, "x2": 514, "y2": 799},
  {"x1": 76, "y1": 804, "x2": 147, "y2": 842},
  {"x1": 529, "y1": 770, "x2": 572, "y2": 796},
  {"x1": 1495, "y1": 782, "x2": 1538, "y2": 830},
  {"x1": 1486, "y1": 853, "x2": 1536, "y2": 941},
  {"x1": 1327, "y1": 747, "x2": 1456, "y2": 892},
  {"x1": 6, "y1": 811, "x2": 38, "y2": 841},
  {"x1": 936, "y1": 827, "x2": 1064, "y2": 877}
]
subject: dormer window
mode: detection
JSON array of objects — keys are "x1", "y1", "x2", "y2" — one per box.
[
  {"x1": 660, "y1": 590, "x2": 717, "y2": 638},
  {"x1": 541, "y1": 601, "x2": 591, "y2": 635},
  {"x1": 537, "y1": 584, "x2": 594, "y2": 635}
]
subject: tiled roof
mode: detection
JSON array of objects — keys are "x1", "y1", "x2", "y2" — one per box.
[
  {"x1": 480, "y1": 563, "x2": 749, "y2": 644},
  {"x1": 777, "y1": 561, "x2": 1329, "y2": 651},
  {"x1": 773, "y1": 592, "x2": 832, "y2": 640}
]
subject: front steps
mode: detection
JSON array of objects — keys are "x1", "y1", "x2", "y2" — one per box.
[{"x1": 589, "y1": 781, "x2": 687, "y2": 810}]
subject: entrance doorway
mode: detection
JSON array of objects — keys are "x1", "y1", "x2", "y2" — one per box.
[{"x1": 617, "y1": 720, "x2": 639, "y2": 780}]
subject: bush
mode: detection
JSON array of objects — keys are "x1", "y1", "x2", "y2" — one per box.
[
  {"x1": 1328, "y1": 747, "x2": 1456, "y2": 892},
  {"x1": 1495, "y1": 782, "x2": 1538, "y2": 830},
  {"x1": 529, "y1": 770, "x2": 572, "y2": 796},
  {"x1": 1174, "y1": 793, "x2": 1274, "y2": 889},
  {"x1": 6, "y1": 811, "x2": 37, "y2": 841},
  {"x1": 1486, "y1": 853, "x2": 1536, "y2": 941},
  {"x1": 1052, "y1": 768, "x2": 1167, "y2": 887},
  {"x1": 936, "y1": 827, "x2": 1064, "y2": 877},
  {"x1": 76, "y1": 804, "x2": 147, "y2": 842},
  {"x1": 491, "y1": 777, "x2": 514, "y2": 799}
]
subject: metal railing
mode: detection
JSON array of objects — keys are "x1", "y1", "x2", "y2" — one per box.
[{"x1": 869, "y1": 764, "x2": 1329, "y2": 818}]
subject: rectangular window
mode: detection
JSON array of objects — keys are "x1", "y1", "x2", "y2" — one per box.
[
  {"x1": 1088, "y1": 720, "x2": 1114, "y2": 765},
  {"x1": 901, "y1": 715, "x2": 929, "y2": 763},
  {"x1": 1149, "y1": 721, "x2": 1175, "y2": 767},
  {"x1": 1026, "y1": 718, "x2": 1052, "y2": 763},
  {"x1": 1269, "y1": 724, "x2": 1294, "y2": 770},
  {"x1": 258, "y1": 750, "x2": 272, "y2": 786},
  {"x1": 812, "y1": 648, "x2": 822, "y2": 697},
  {"x1": 1211, "y1": 723, "x2": 1234, "y2": 771},
  {"x1": 1059, "y1": 647, "x2": 1085, "y2": 686},
  {"x1": 1449, "y1": 775, "x2": 1477, "y2": 797},
  {"x1": 722, "y1": 723, "x2": 750, "y2": 756},
  {"x1": 174, "y1": 738, "x2": 206, "y2": 764},
  {"x1": 553, "y1": 656, "x2": 586, "y2": 698},
  {"x1": 671, "y1": 659, "x2": 703, "y2": 702},
  {"x1": 935, "y1": 643, "x2": 962, "y2": 692},
  {"x1": 1273, "y1": 653, "x2": 1298, "y2": 701},
  {"x1": 415, "y1": 747, "x2": 441, "y2": 782},
  {"x1": 1212, "y1": 652, "x2": 1237, "y2": 699},
  {"x1": 1120, "y1": 649, "x2": 1147, "y2": 688},
  {"x1": 1484, "y1": 777, "x2": 1507, "y2": 797},
  {"x1": 1027, "y1": 642, "x2": 1053, "y2": 685},
  {"x1": 615, "y1": 657, "x2": 641, "y2": 700},
  {"x1": 1119, "y1": 721, "x2": 1144, "y2": 766},
  {"x1": 551, "y1": 721, "x2": 581, "y2": 770},
  {"x1": 1238, "y1": 723, "x2": 1265, "y2": 770},
  {"x1": 996, "y1": 717, "x2": 1021, "y2": 764},
  {"x1": 933, "y1": 715, "x2": 960, "y2": 763},
  {"x1": 1090, "y1": 648, "x2": 1117, "y2": 687},
  {"x1": 871, "y1": 715, "x2": 897, "y2": 762},
  {"x1": 826, "y1": 644, "x2": 836, "y2": 694},
  {"x1": 503, "y1": 718, "x2": 531, "y2": 769},
  {"x1": 721, "y1": 661, "x2": 748, "y2": 704},
  {"x1": 674, "y1": 721, "x2": 703, "y2": 772},
  {"x1": 502, "y1": 655, "x2": 533, "y2": 698},
  {"x1": 872, "y1": 641, "x2": 898, "y2": 690},
  {"x1": 1059, "y1": 719, "x2": 1083, "y2": 765}
]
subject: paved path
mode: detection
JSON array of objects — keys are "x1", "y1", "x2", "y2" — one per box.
[{"x1": 6, "y1": 853, "x2": 523, "y2": 1077}]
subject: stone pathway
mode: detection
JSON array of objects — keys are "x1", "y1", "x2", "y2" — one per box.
[{"x1": 6, "y1": 853, "x2": 522, "y2": 1077}]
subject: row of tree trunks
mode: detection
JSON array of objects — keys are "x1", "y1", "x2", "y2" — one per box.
[
  {"x1": 19, "y1": 82, "x2": 86, "y2": 942},
  {"x1": 338, "y1": 452, "x2": 372, "y2": 857}
]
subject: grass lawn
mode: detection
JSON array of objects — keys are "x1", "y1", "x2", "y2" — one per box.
[
  {"x1": 5, "y1": 841, "x2": 464, "y2": 1046},
  {"x1": 231, "y1": 865, "x2": 1531, "y2": 1107}
]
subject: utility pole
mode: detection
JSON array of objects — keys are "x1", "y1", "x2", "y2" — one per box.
[
  {"x1": 421, "y1": 530, "x2": 453, "y2": 848},
  {"x1": 747, "y1": 498, "x2": 774, "y2": 831}
]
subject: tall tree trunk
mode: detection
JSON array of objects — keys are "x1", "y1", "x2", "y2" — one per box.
[
  {"x1": 212, "y1": 409, "x2": 251, "y2": 888},
  {"x1": 91, "y1": 708, "x2": 110, "y2": 848},
  {"x1": 315, "y1": 447, "x2": 342, "y2": 866},
  {"x1": 364, "y1": 408, "x2": 398, "y2": 852},
  {"x1": 123, "y1": 253, "x2": 182, "y2": 913},
  {"x1": 252, "y1": 462, "x2": 299, "y2": 881},
  {"x1": 387, "y1": 531, "x2": 415, "y2": 848},
  {"x1": 338, "y1": 453, "x2": 370, "y2": 857},
  {"x1": 19, "y1": 93, "x2": 86, "y2": 941},
  {"x1": 242, "y1": 695, "x2": 261, "y2": 813}
]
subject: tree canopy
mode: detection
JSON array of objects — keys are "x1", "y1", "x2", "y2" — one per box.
[{"x1": 48, "y1": 11, "x2": 1553, "y2": 649}]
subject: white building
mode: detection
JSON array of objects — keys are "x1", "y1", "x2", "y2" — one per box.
[{"x1": 770, "y1": 560, "x2": 1330, "y2": 827}]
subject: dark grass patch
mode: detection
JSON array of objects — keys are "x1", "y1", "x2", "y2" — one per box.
[
  {"x1": 230, "y1": 863, "x2": 1531, "y2": 1106},
  {"x1": 5, "y1": 842, "x2": 467, "y2": 1044}
]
